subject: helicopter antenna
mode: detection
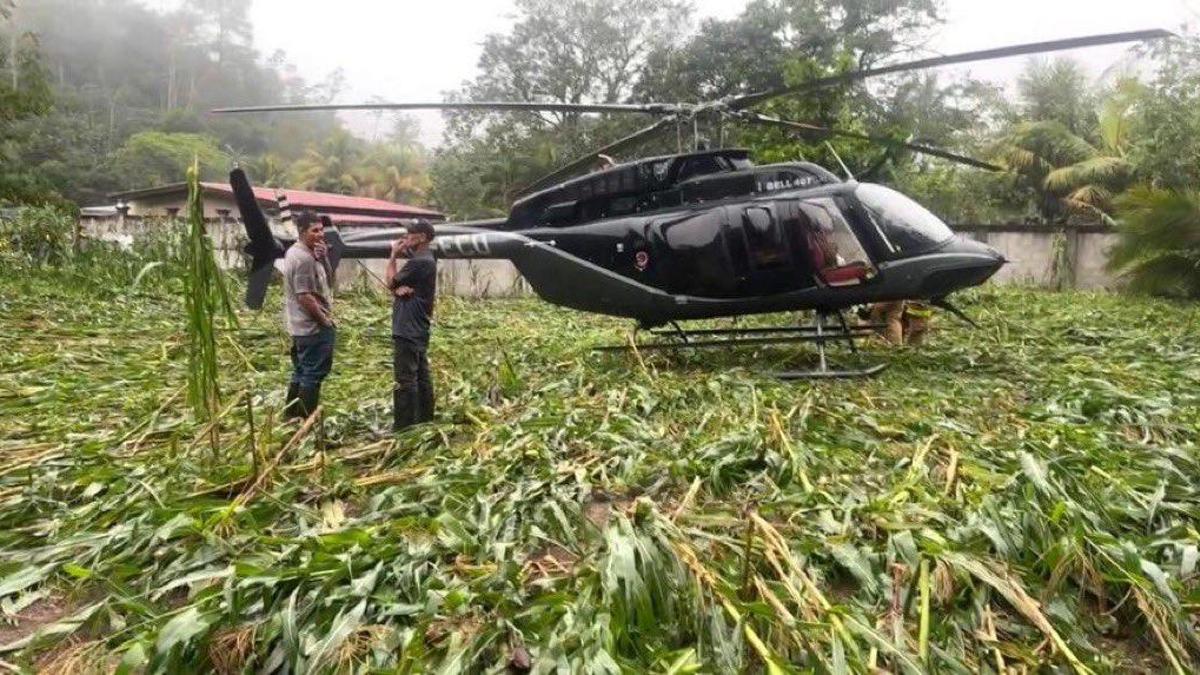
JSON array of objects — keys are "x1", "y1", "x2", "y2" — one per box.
[{"x1": 824, "y1": 141, "x2": 855, "y2": 181}]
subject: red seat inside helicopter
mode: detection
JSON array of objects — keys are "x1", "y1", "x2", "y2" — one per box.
[{"x1": 819, "y1": 261, "x2": 872, "y2": 286}]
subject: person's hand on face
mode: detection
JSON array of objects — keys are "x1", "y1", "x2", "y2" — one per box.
[
  {"x1": 305, "y1": 223, "x2": 327, "y2": 260},
  {"x1": 392, "y1": 237, "x2": 409, "y2": 257}
]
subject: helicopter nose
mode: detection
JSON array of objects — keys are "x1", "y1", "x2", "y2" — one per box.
[
  {"x1": 948, "y1": 235, "x2": 1006, "y2": 267},
  {"x1": 917, "y1": 236, "x2": 1006, "y2": 296}
]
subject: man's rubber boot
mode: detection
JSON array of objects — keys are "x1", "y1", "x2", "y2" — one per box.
[
  {"x1": 393, "y1": 387, "x2": 416, "y2": 432},
  {"x1": 284, "y1": 383, "x2": 302, "y2": 420}
]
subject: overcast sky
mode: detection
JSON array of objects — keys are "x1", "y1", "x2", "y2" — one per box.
[{"x1": 240, "y1": 0, "x2": 1200, "y2": 146}]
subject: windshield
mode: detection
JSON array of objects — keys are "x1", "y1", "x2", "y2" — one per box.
[{"x1": 855, "y1": 184, "x2": 954, "y2": 253}]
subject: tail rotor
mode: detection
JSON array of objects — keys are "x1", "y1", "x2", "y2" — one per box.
[{"x1": 230, "y1": 168, "x2": 284, "y2": 309}]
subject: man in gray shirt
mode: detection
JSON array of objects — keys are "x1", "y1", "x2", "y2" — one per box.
[
  {"x1": 386, "y1": 220, "x2": 437, "y2": 430},
  {"x1": 282, "y1": 212, "x2": 336, "y2": 419}
]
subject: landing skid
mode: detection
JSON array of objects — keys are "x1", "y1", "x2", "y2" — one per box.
[
  {"x1": 594, "y1": 312, "x2": 889, "y2": 379},
  {"x1": 776, "y1": 362, "x2": 889, "y2": 380}
]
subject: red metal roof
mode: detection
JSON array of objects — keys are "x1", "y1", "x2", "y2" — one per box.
[
  {"x1": 323, "y1": 214, "x2": 406, "y2": 225},
  {"x1": 200, "y1": 182, "x2": 443, "y2": 219}
]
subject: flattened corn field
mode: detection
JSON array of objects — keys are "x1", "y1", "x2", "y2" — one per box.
[{"x1": 1, "y1": 268, "x2": 1198, "y2": 674}]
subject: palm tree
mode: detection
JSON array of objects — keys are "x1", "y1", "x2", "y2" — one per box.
[
  {"x1": 996, "y1": 80, "x2": 1140, "y2": 224},
  {"x1": 246, "y1": 154, "x2": 290, "y2": 188},
  {"x1": 290, "y1": 130, "x2": 365, "y2": 195},
  {"x1": 1108, "y1": 186, "x2": 1200, "y2": 298},
  {"x1": 355, "y1": 144, "x2": 430, "y2": 204}
]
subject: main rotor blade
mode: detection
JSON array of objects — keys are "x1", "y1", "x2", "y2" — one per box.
[
  {"x1": 212, "y1": 101, "x2": 680, "y2": 115},
  {"x1": 516, "y1": 116, "x2": 678, "y2": 196},
  {"x1": 743, "y1": 113, "x2": 1003, "y2": 171},
  {"x1": 731, "y1": 29, "x2": 1173, "y2": 110}
]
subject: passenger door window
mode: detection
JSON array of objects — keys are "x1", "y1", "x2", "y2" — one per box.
[
  {"x1": 742, "y1": 206, "x2": 790, "y2": 270},
  {"x1": 799, "y1": 200, "x2": 875, "y2": 286}
]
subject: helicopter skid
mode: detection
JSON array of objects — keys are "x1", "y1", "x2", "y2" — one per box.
[
  {"x1": 776, "y1": 363, "x2": 889, "y2": 380},
  {"x1": 594, "y1": 317, "x2": 889, "y2": 379}
]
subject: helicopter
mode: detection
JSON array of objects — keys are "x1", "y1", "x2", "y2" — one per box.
[{"x1": 218, "y1": 29, "x2": 1170, "y2": 377}]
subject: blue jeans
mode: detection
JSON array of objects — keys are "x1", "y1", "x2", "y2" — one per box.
[{"x1": 290, "y1": 326, "x2": 335, "y2": 389}]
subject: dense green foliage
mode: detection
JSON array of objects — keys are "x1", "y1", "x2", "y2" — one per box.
[
  {"x1": 1108, "y1": 186, "x2": 1200, "y2": 298},
  {"x1": 429, "y1": 0, "x2": 973, "y2": 215},
  {"x1": 0, "y1": 204, "x2": 188, "y2": 287},
  {"x1": 0, "y1": 205, "x2": 75, "y2": 266},
  {"x1": 1, "y1": 258, "x2": 1198, "y2": 672},
  {"x1": 0, "y1": 0, "x2": 423, "y2": 207}
]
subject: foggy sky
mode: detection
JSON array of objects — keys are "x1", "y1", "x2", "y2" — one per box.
[{"x1": 241, "y1": 0, "x2": 1199, "y2": 146}]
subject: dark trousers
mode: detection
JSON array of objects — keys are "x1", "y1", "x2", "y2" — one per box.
[{"x1": 392, "y1": 338, "x2": 433, "y2": 430}]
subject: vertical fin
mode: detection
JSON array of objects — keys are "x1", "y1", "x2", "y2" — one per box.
[{"x1": 230, "y1": 168, "x2": 284, "y2": 309}]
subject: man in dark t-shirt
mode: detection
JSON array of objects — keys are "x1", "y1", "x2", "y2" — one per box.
[{"x1": 386, "y1": 220, "x2": 437, "y2": 431}]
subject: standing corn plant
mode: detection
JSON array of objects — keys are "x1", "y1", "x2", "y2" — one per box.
[{"x1": 183, "y1": 159, "x2": 239, "y2": 422}]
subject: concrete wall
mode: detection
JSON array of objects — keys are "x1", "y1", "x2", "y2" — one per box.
[
  {"x1": 336, "y1": 258, "x2": 528, "y2": 298},
  {"x1": 1073, "y1": 232, "x2": 1121, "y2": 290},
  {"x1": 79, "y1": 215, "x2": 1119, "y2": 296},
  {"x1": 125, "y1": 193, "x2": 241, "y2": 219},
  {"x1": 954, "y1": 225, "x2": 1117, "y2": 290}
]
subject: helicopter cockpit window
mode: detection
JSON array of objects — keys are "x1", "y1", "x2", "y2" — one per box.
[
  {"x1": 742, "y1": 207, "x2": 789, "y2": 269},
  {"x1": 855, "y1": 184, "x2": 954, "y2": 253},
  {"x1": 799, "y1": 200, "x2": 875, "y2": 286}
]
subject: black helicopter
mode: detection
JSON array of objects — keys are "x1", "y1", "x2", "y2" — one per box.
[{"x1": 219, "y1": 29, "x2": 1170, "y2": 377}]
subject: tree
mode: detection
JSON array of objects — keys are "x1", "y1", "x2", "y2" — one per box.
[
  {"x1": 1015, "y1": 58, "x2": 1096, "y2": 136},
  {"x1": 245, "y1": 154, "x2": 290, "y2": 189},
  {"x1": 465, "y1": 0, "x2": 692, "y2": 109},
  {"x1": 111, "y1": 131, "x2": 229, "y2": 188},
  {"x1": 0, "y1": 24, "x2": 59, "y2": 205},
  {"x1": 1107, "y1": 186, "x2": 1200, "y2": 298},
  {"x1": 428, "y1": 146, "x2": 497, "y2": 220},
  {"x1": 661, "y1": 0, "x2": 965, "y2": 178},
  {"x1": 434, "y1": 0, "x2": 694, "y2": 209},
  {"x1": 0, "y1": 30, "x2": 51, "y2": 122},
  {"x1": 193, "y1": 0, "x2": 253, "y2": 68},
  {"x1": 356, "y1": 144, "x2": 429, "y2": 204},
  {"x1": 1126, "y1": 32, "x2": 1200, "y2": 190},
  {"x1": 996, "y1": 80, "x2": 1139, "y2": 223},
  {"x1": 3, "y1": 107, "x2": 119, "y2": 206},
  {"x1": 3, "y1": 0, "x2": 350, "y2": 206},
  {"x1": 291, "y1": 129, "x2": 366, "y2": 194},
  {"x1": 436, "y1": 0, "x2": 958, "y2": 213},
  {"x1": 891, "y1": 163, "x2": 1031, "y2": 224},
  {"x1": 640, "y1": 0, "x2": 941, "y2": 103}
]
